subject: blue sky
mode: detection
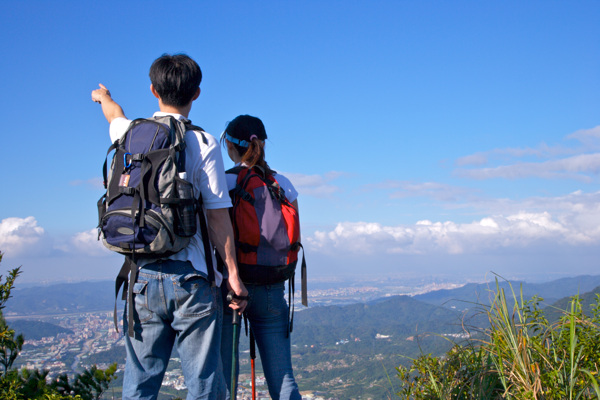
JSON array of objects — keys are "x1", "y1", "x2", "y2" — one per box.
[{"x1": 1, "y1": 1, "x2": 599, "y2": 284}]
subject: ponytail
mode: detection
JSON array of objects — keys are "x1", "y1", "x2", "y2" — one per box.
[{"x1": 241, "y1": 137, "x2": 272, "y2": 173}]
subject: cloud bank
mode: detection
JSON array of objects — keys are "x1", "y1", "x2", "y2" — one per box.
[
  {"x1": 307, "y1": 191, "x2": 600, "y2": 256},
  {"x1": 283, "y1": 171, "x2": 344, "y2": 197}
]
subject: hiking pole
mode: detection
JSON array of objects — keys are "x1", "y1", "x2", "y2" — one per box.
[
  {"x1": 249, "y1": 330, "x2": 256, "y2": 400},
  {"x1": 227, "y1": 292, "x2": 241, "y2": 398}
]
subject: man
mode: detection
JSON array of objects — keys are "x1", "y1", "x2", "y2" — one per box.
[{"x1": 91, "y1": 53, "x2": 247, "y2": 400}]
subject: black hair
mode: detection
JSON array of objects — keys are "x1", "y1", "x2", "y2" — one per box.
[{"x1": 149, "y1": 54, "x2": 202, "y2": 107}]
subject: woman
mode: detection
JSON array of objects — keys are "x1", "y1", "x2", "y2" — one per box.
[{"x1": 220, "y1": 115, "x2": 301, "y2": 400}]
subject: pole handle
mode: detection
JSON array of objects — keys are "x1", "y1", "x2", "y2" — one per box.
[{"x1": 227, "y1": 291, "x2": 242, "y2": 325}]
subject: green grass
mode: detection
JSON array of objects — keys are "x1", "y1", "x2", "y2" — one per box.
[{"x1": 396, "y1": 278, "x2": 600, "y2": 399}]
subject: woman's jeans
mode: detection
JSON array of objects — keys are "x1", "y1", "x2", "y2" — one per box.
[
  {"x1": 123, "y1": 260, "x2": 226, "y2": 400},
  {"x1": 221, "y1": 282, "x2": 301, "y2": 400}
]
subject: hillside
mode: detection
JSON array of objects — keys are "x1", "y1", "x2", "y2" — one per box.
[
  {"x1": 293, "y1": 294, "x2": 465, "y2": 345},
  {"x1": 414, "y1": 275, "x2": 600, "y2": 311},
  {"x1": 9, "y1": 319, "x2": 73, "y2": 340},
  {"x1": 5, "y1": 281, "x2": 118, "y2": 315},
  {"x1": 544, "y1": 285, "x2": 600, "y2": 323}
]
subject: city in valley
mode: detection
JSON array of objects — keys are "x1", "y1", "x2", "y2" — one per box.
[{"x1": 5, "y1": 278, "x2": 468, "y2": 399}]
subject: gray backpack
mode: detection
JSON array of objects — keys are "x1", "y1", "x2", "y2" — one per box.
[
  {"x1": 98, "y1": 115, "x2": 197, "y2": 256},
  {"x1": 97, "y1": 115, "x2": 215, "y2": 336}
]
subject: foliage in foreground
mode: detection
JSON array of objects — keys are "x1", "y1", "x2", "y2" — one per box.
[
  {"x1": 0, "y1": 252, "x2": 117, "y2": 400},
  {"x1": 397, "y1": 279, "x2": 600, "y2": 399}
]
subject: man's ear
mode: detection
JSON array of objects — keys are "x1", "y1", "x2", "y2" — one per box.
[
  {"x1": 192, "y1": 87, "x2": 201, "y2": 101},
  {"x1": 150, "y1": 84, "x2": 160, "y2": 99}
]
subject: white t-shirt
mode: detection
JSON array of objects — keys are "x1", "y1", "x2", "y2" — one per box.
[{"x1": 109, "y1": 112, "x2": 231, "y2": 285}]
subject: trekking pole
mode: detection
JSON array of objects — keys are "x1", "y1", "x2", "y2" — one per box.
[
  {"x1": 227, "y1": 292, "x2": 241, "y2": 398},
  {"x1": 250, "y1": 330, "x2": 256, "y2": 400}
]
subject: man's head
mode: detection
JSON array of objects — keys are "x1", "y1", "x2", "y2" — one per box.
[{"x1": 149, "y1": 54, "x2": 202, "y2": 107}]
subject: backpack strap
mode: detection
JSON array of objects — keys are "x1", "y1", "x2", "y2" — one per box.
[
  {"x1": 114, "y1": 255, "x2": 140, "y2": 338},
  {"x1": 288, "y1": 272, "x2": 294, "y2": 336},
  {"x1": 298, "y1": 244, "x2": 308, "y2": 307},
  {"x1": 230, "y1": 167, "x2": 262, "y2": 205},
  {"x1": 102, "y1": 141, "x2": 119, "y2": 189},
  {"x1": 197, "y1": 194, "x2": 216, "y2": 286},
  {"x1": 225, "y1": 165, "x2": 244, "y2": 175},
  {"x1": 181, "y1": 119, "x2": 208, "y2": 145}
]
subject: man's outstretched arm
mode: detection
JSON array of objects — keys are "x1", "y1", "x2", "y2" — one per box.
[{"x1": 91, "y1": 84, "x2": 126, "y2": 123}]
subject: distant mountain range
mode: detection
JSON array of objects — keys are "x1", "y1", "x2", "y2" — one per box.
[
  {"x1": 413, "y1": 274, "x2": 600, "y2": 311},
  {"x1": 5, "y1": 274, "x2": 600, "y2": 317}
]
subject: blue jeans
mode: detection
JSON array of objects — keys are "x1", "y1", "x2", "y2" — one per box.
[
  {"x1": 221, "y1": 282, "x2": 301, "y2": 400},
  {"x1": 123, "y1": 260, "x2": 226, "y2": 400}
]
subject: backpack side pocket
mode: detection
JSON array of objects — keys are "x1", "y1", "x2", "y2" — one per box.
[{"x1": 172, "y1": 176, "x2": 197, "y2": 238}]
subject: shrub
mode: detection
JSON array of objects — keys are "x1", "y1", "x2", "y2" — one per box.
[{"x1": 0, "y1": 252, "x2": 116, "y2": 400}]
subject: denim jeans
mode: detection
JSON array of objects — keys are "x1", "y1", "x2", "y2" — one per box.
[
  {"x1": 221, "y1": 282, "x2": 301, "y2": 400},
  {"x1": 123, "y1": 260, "x2": 226, "y2": 400}
]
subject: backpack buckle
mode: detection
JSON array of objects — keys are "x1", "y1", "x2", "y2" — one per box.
[{"x1": 242, "y1": 192, "x2": 253, "y2": 203}]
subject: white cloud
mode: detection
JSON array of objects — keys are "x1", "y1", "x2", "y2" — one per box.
[
  {"x1": 566, "y1": 125, "x2": 600, "y2": 146},
  {"x1": 370, "y1": 180, "x2": 473, "y2": 202},
  {"x1": 456, "y1": 153, "x2": 600, "y2": 180},
  {"x1": 456, "y1": 143, "x2": 576, "y2": 167},
  {"x1": 56, "y1": 229, "x2": 112, "y2": 257},
  {"x1": 307, "y1": 200, "x2": 600, "y2": 257},
  {"x1": 70, "y1": 177, "x2": 104, "y2": 189},
  {"x1": 0, "y1": 218, "x2": 112, "y2": 259},
  {"x1": 0, "y1": 217, "x2": 45, "y2": 256},
  {"x1": 283, "y1": 171, "x2": 344, "y2": 197},
  {"x1": 455, "y1": 126, "x2": 600, "y2": 179},
  {"x1": 455, "y1": 153, "x2": 488, "y2": 167}
]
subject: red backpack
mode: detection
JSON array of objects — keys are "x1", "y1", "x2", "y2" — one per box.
[{"x1": 227, "y1": 166, "x2": 307, "y2": 306}]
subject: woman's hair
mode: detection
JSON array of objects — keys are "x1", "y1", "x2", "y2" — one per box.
[{"x1": 222, "y1": 115, "x2": 274, "y2": 174}]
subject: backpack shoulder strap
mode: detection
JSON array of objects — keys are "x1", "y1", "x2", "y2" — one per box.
[
  {"x1": 226, "y1": 165, "x2": 245, "y2": 175},
  {"x1": 182, "y1": 119, "x2": 208, "y2": 145}
]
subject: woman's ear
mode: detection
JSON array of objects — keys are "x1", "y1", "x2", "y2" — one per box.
[{"x1": 226, "y1": 140, "x2": 242, "y2": 162}]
